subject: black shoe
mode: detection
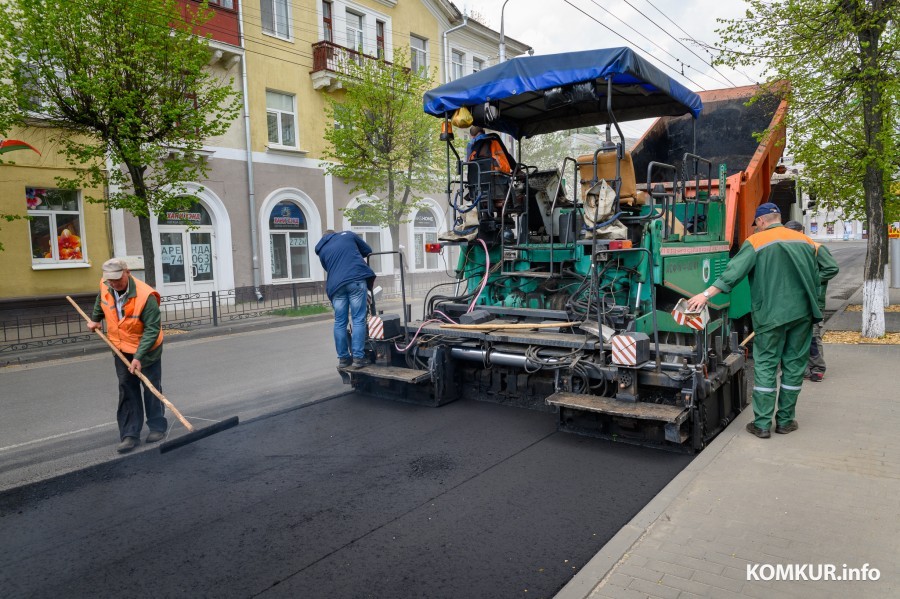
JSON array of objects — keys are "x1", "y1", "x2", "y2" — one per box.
[
  {"x1": 338, "y1": 357, "x2": 353, "y2": 369},
  {"x1": 117, "y1": 437, "x2": 139, "y2": 453},
  {"x1": 145, "y1": 430, "x2": 165, "y2": 443},
  {"x1": 775, "y1": 420, "x2": 798, "y2": 434},
  {"x1": 745, "y1": 423, "x2": 771, "y2": 439},
  {"x1": 349, "y1": 358, "x2": 368, "y2": 370}
]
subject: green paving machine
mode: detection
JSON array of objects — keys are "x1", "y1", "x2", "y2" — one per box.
[{"x1": 342, "y1": 47, "x2": 787, "y2": 452}]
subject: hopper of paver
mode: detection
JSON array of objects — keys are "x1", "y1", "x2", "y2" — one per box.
[{"x1": 630, "y1": 85, "x2": 789, "y2": 248}]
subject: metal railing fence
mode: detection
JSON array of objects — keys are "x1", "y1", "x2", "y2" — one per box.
[{"x1": 0, "y1": 271, "x2": 458, "y2": 355}]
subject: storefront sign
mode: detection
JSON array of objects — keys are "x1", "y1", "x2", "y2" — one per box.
[
  {"x1": 192, "y1": 244, "x2": 211, "y2": 274},
  {"x1": 161, "y1": 244, "x2": 183, "y2": 265}
]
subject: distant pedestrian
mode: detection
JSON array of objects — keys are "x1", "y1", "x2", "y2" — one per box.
[
  {"x1": 87, "y1": 259, "x2": 167, "y2": 453},
  {"x1": 315, "y1": 230, "x2": 376, "y2": 369},
  {"x1": 784, "y1": 220, "x2": 839, "y2": 381},
  {"x1": 687, "y1": 204, "x2": 821, "y2": 438}
]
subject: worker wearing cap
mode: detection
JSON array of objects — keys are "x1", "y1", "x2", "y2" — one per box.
[
  {"x1": 88, "y1": 258, "x2": 167, "y2": 453},
  {"x1": 687, "y1": 203, "x2": 821, "y2": 438},
  {"x1": 784, "y1": 220, "x2": 839, "y2": 381}
]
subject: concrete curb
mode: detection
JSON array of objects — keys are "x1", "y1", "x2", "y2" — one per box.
[
  {"x1": 554, "y1": 403, "x2": 749, "y2": 599},
  {"x1": 824, "y1": 282, "x2": 864, "y2": 331}
]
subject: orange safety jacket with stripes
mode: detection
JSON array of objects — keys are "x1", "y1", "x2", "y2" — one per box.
[
  {"x1": 96, "y1": 277, "x2": 164, "y2": 357},
  {"x1": 711, "y1": 223, "x2": 822, "y2": 332}
]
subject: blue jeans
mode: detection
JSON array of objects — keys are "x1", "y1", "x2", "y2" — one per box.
[{"x1": 332, "y1": 279, "x2": 368, "y2": 360}]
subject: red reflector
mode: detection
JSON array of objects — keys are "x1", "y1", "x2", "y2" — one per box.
[
  {"x1": 425, "y1": 243, "x2": 443, "y2": 253},
  {"x1": 609, "y1": 240, "x2": 633, "y2": 250}
]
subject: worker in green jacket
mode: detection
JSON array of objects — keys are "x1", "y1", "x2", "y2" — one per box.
[
  {"x1": 784, "y1": 220, "x2": 839, "y2": 381},
  {"x1": 687, "y1": 203, "x2": 821, "y2": 438}
]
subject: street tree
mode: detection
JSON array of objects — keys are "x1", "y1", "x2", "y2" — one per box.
[
  {"x1": 714, "y1": 0, "x2": 900, "y2": 337},
  {"x1": 321, "y1": 47, "x2": 444, "y2": 263},
  {"x1": 520, "y1": 127, "x2": 606, "y2": 169},
  {"x1": 0, "y1": 0, "x2": 241, "y2": 286}
]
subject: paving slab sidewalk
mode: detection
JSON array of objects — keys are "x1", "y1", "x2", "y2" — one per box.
[{"x1": 558, "y1": 295, "x2": 900, "y2": 598}]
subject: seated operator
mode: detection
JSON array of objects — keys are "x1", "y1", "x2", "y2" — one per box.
[{"x1": 467, "y1": 125, "x2": 514, "y2": 174}]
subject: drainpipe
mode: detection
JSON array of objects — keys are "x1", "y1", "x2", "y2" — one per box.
[
  {"x1": 443, "y1": 15, "x2": 468, "y2": 83},
  {"x1": 238, "y1": 1, "x2": 264, "y2": 300}
]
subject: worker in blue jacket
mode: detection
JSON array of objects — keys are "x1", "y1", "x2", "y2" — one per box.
[{"x1": 315, "y1": 230, "x2": 376, "y2": 369}]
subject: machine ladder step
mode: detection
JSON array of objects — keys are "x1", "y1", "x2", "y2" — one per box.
[
  {"x1": 347, "y1": 364, "x2": 431, "y2": 384},
  {"x1": 546, "y1": 392, "x2": 688, "y2": 423}
]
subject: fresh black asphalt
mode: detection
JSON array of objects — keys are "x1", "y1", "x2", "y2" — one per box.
[{"x1": 1, "y1": 393, "x2": 690, "y2": 599}]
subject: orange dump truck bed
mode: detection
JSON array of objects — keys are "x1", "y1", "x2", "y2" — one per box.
[{"x1": 630, "y1": 84, "x2": 788, "y2": 248}]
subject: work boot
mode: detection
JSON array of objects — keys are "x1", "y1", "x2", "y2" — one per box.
[
  {"x1": 145, "y1": 430, "x2": 166, "y2": 443},
  {"x1": 338, "y1": 357, "x2": 353, "y2": 369},
  {"x1": 117, "y1": 437, "x2": 139, "y2": 453},
  {"x1": 775, "y1": 420, "x2": 799, "y2": 434},
  {"x1": 349, "y1": 358, "x2": 368, "y2": 370},
  {"x1": 745, "y1": 422, "x2": 771, "y2": 439},
  {"x1": 807, "y1": 372, "x2": 823, "y2": 382}
]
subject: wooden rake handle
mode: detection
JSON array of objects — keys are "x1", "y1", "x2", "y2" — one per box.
[
  {"x1": 739, "y1": 331, "x2": 756, "y2": 348},
  {"x1": 66, "y1": 295, "x2": 194, "y2": 432}
]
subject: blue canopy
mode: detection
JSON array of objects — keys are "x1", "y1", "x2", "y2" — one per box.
[{"x1": 423, "y1": 47, "x2": 703, "y2": 139}]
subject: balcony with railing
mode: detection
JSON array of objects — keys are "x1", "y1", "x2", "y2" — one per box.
[{"x1": 310, "y1": 41, "x2": 391, "y2": 91}]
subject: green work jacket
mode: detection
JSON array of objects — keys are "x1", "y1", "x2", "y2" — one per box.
[
  {"x1": 712, "y1": 223, "x2": 822, "y2": 333},
  {"x1": 813, "y1": 243, "x2": 839, "y2": 311}
]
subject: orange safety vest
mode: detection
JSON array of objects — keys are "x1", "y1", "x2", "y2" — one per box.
[
  {"x1": 468, "y1": 136, "x2": 512, "y2": 174},
  {"x1": 99, "y1": 278, "x2": 164, "y2": 354}
]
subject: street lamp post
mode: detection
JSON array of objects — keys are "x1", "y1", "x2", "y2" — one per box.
[{"x1": 499, "y1": 0, "x2": 511, "y2": 63}]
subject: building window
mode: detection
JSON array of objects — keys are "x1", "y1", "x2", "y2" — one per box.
[
  {"x1": 322, "y1": 1, "x2": 333, "y2": 42},
  {"x1": 266, "y1": 90, "x2": 296, "y2": 147},
  {"x1": 376, "y1": 21, "x2": 385, "y2": 58},
  {"x1": 346, "y1": 11, "x2": 364, "y2": 54},
  {"x1": 208, "y1": 0, "x2": 235, "y2": 9},
  {"x1": 261, "y1": 0, "x2": 290, "y2": 38},
  {"x1": 410, "y1": 36, "x2": 427, "y2": 74},
  {"x1": 26, "y1": 187, "x2": 86, "y2": 264},
  {"x1": 472, "y1": 57, "x2": 483, "y2": 73},
  {"x1": 350, "y1": 214, "x2": 383, "y2": 274},
  {"x1": 451, "y1": 50, "x2": 464, "y2": 81},
  {"x1": 413, "y1": 208, "x2": 439, "y2": 270},
  {"x1": 269, "y1": 201, "x2": 310, "y2": 281}
]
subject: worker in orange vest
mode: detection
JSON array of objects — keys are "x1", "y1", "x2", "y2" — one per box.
[{"x1": 88, "y1": 258, "x2": 167, "y2": 453}]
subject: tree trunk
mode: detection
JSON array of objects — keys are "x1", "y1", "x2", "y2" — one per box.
[
  {"x1": 126, "y1": 162, "x2": 157, "y2": 288},
  {"x1": 138, "y1": 215, "x2": 157, "y2": 288},
  {"x1": 858, "y1": 18, "x2": 886, "y2": 338}
]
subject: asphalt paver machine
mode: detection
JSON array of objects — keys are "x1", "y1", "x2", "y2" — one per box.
[{"x1": 341, "y1": 47, "x2": 787, "y2": 452}]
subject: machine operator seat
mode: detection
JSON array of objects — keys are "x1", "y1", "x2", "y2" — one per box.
[{"x1": 577, "y1": 151, "x2": 645, "y2": 207}]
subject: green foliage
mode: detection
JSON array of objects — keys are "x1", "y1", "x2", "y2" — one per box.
[
  {"x1": 519, "y1": 127, "x2": 604, "y2": 170},
  {"x1": 714, "y1": 0, "x2": 900, "y2": 221},
  {"x1": 0, "y1": 0, "x2": 241, "y2": 279},
  {"x1": 321, "y1": 47, "x2": 443, "y2": 241},
  {"x1": 270, "y1": 304, "x2": 331, "y2": 317}
]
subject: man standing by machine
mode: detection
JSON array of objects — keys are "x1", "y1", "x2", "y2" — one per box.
[
  {"x1": 687, "y1": 204, "x2": 821, "y2": 438},
  {"x1": 784, "y1": 220, "x2": 839, "y2": 381},
  {"x1": 87, "y1": 258, "x2": 167, "y2": 453},
  {"x1": 315, "y1": 230, "x2": 376, "y2": 370}
]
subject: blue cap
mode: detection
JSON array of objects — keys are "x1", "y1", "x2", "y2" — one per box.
[{"x1": 754, "y1": 202, "x2": 780, "y2": 219}]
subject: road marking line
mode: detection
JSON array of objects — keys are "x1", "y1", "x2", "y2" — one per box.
[{"x1": 0, "y1": 422, "x2": 117, "y2": 452}]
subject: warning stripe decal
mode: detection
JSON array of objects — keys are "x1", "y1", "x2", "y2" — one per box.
[
  {"x1": 367, "y1": 316, "x2": 384, "y2": 339},
  {"x1": 611, "y1": 335, "x2": 638, "y2": 365}
]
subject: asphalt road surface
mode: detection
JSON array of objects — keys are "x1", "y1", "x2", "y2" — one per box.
[
  {"x1": 821, "y1": 241, "x2": 866, "y2": 316},
  {"x1": 0, "y1": 393, "x2": 690, "y2": 599}
]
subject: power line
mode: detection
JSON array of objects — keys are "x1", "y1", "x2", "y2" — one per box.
[
  {"x1": 583, "y1": 0, "x2": 732, "y2": 88},
  {"x1": 560, "y1": 0, "x2": 707, "y2": 90},
  {"x1": 621, "y1": 0, "x2": 748, "y2": 87}
]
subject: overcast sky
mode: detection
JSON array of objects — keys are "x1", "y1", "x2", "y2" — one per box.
[{"x1": 460, "y1": 0, "x2": 762, "y2": 139}]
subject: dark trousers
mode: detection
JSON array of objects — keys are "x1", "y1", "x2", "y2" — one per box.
[{"x1": 114, "y1": 354, "x2": 168, "y2": 440}]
